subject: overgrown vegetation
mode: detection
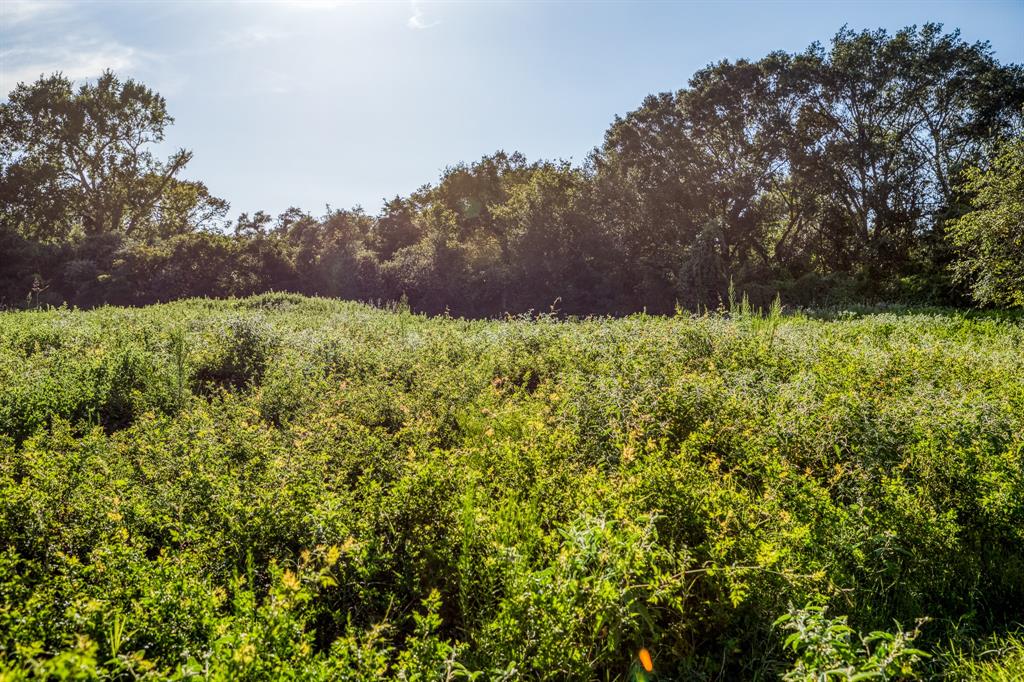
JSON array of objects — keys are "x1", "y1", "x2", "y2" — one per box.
[
  {"x1": 1, "y1": 294, "x2": 1022, "y2": 678},
  {"x1": 947, "y1": 135, "x2": 1024, "y2": 308},
  {"x1": 2, "y1": 24, "x2": 1023, "y2": 314}
]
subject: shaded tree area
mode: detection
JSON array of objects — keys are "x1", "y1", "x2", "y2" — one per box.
[
  {"x1": 947, "y1": 135, "x2": 1024, "y2": 307},
  {"x1": 3, "y1": 25, "x2": 1023, "y2": 314}
]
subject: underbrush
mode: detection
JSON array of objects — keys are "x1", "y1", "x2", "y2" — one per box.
[{"x1": 1, "y1": 295, "x2": 1022, "y2": 679}]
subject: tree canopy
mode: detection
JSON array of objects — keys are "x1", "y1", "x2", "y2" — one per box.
[
  {"x1": 1, "y1": 25, "x2": 1022, "y2": 312},
  {"x1": 0, "y1": 70, "x2": 226, "y2": 243}
]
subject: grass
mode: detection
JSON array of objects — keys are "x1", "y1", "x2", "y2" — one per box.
[{"x1": 0, "y1": 293, "x2": 1022, "y2": 679}]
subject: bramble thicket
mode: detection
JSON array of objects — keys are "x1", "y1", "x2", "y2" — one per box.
[{"x1": 1, "y1": 294, "x2": 1023, "y2": 678}]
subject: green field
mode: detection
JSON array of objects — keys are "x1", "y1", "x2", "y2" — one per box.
[{"x1": 1, "y1": 295, "x2": 1023, "y2": 680}]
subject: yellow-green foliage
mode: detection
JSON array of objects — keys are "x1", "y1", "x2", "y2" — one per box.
[
  {"x1": 1, "y1": 294, "x2": 1022, "y2": 679},
  {"x1": 939, "y1": 634, "x2": 1024, "y2": 682}
]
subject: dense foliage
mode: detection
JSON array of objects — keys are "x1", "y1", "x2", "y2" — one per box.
[
  {"x1": 2, "y1": 24, "x2": 1023, "y2": 313},
  {"x1": 1, "y1": 294, "x2": 1023, "y2": 678},
  {"x1": 0, "y1": 72, "x2": 226, "y2": 243},
  {"x1": 948, "y1": 135, "x2": 1024, "y2": 307}
]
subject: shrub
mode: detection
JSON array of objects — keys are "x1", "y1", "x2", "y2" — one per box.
[
  {"x1": 775, "y1": 605, "x2": 929, "y2": 681},
  {"x1": 193, "y1": 316, "x2": 278, "y2": 391},
  {"x1": 1, "y1": 296, "x2": 1023, "y2": 678},
  {"x1": 948, "y1": 136, "x2": 1024, "y2": 308}
]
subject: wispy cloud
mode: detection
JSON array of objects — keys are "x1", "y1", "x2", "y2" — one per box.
[
  {"x1": 1, "y1": 2, "x2": 155, "y2": 93},
  {"x1": 1, "y1": 42, "x2": 139, "y2": 91},
  {"x1": 1, "y1": 0, "x2": 67, "y2": 25},
  {"x1": 407, "y1": 1, "x2": 440, "y2": 30},
  {"x1": 220, "y1": 25, "x2": 288, "y2": 49},
  {"x1": 261, "y1": 0, "x2": 350, "y2": 10},
  {"x1": 258, "y1": 69, "x2": 293, "y2": 95}
]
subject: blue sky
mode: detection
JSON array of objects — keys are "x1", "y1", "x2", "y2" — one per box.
[{"x1": 2, "y1": 0, "x2": 1023, "y2": 220}]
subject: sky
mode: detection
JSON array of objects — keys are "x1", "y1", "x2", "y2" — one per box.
[{"x1": 2, "y1": 0, "x2": 1023, "y2": 220}]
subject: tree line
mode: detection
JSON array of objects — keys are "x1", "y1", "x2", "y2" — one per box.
[{"x1": 2, "y1": 24, "x2": 1023, "y2": 314}]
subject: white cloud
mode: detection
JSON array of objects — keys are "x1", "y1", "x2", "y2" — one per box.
[
  {"x1": 220, "y1": 24, "x2": 288, "y2": 48},
  {"x1": 260, "y1": 69, "x2": 292, "y2": 94},
  {"x1": 257, "y1": 0, "x2": 350, "y2": 9},
  {"x1": 0, "y1": 0, "x2": 67, "y2": 25},
  {"x1": 1, "y1": 42, "x2": 138, "y2": 91},
  {"x1": 407, "y1": 1, "x2": 439, "y2": 30},
  {"x1": 0, "y1": 2, "x2": 144, "y2": 94}
]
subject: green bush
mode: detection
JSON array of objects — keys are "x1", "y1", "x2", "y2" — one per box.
[
  {"x1": 948, "y1": 136, "x2": 1024, "y2": 308},
  {"x1": 775, "y1": 605, "x2": 928, "y2": 680},
  {"x1": 193, "y1": 316, "x2": 278, "y2": 391},
  {"x1": 0, "y1": 296, "x2": 1022, "y2": 678}
]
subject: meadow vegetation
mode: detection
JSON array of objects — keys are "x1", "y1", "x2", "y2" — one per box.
[{"x1": 1, "y1": 294, "x2": 1023, "y2": 679}]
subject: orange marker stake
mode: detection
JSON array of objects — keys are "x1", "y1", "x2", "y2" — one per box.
[{"x1": 638, "y1": 648, "x2": 653, "y2": 673}]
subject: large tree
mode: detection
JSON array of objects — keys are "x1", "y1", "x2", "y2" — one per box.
[
  {"x1": 788, "y1": 25, "x2": 1023, "y2": 277},
  {"x1": 593, "y1": 24, "x2": 1024, "y2": 305},
  {"x1": 0, "y1": 71, "x2": 226, "y2": 242}
]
